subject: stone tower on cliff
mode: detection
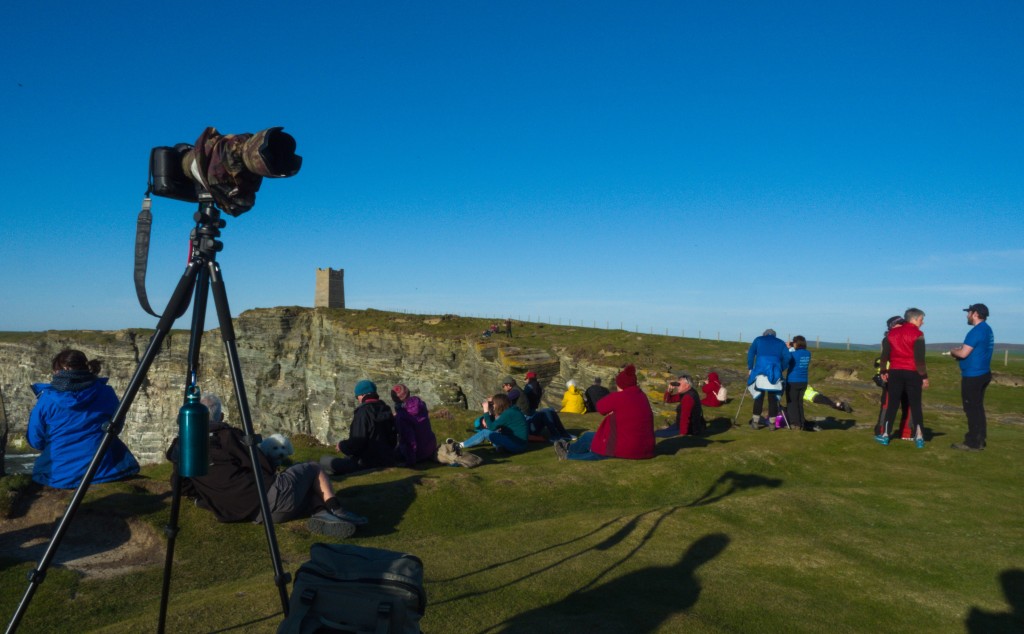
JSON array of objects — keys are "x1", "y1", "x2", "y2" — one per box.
[{"x1": 315, "y1": 268, "x2": 345, "y2": 308}]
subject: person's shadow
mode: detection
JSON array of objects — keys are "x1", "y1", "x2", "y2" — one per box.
[
  {"x1": 490, "y1": 532, "x2": 730, "y2": 633},
  {"x1": 965, "y1": 569, "x2": 1024, "y2": 633},
  {"x1": 333, "y1": 474, "x2": 424, "y2": 536},
  {"x1": 686, "y1": 470, "x2": 783, "y2": 507}
]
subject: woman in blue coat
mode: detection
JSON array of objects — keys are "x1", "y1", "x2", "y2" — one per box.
[
  {"x1": 28, "y1": 349, "x2": 139, "y2": 489},
  {"x1": 786, "y1": 336, "x2": 813, "y2": 431}
]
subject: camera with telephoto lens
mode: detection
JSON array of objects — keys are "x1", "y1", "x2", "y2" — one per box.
[{"x1": 149, "y1": 126, "x2": 301, "y2": 217}]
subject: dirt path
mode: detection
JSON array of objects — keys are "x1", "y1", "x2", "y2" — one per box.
[{"x1": 1, "y1": 482, "x2": 166, "y2": 579}]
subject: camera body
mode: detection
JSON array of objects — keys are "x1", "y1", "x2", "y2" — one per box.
[{"x1": 149, "y1": 127, "x2": 301, "y2": 216}]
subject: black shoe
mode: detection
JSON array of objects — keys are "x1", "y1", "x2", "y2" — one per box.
[{"x1": 950, "y1": 443, "x2": 981, "y2": 452}]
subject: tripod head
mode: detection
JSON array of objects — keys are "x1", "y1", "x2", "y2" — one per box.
[{"x1": 189, "y1": 192, "x2": 226, "y2": 263}]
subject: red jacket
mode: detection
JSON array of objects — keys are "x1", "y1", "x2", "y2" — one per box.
[
  {"x1": 885, "y1": 322, "x2": 927, "y2": 376},
  {"x1": 593, "y1": 386, "x2": 655, "y2": 459}
]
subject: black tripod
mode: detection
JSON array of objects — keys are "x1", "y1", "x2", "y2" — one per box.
[{"x1": 5, "y1": 193, "x2": 290, "y2": 633}]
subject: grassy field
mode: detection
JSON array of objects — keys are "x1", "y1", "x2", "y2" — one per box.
[{"x1": 2, "y1": 323, "x2": 1023, "y2": 633}]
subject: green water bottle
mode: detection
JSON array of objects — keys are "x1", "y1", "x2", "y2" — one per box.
[{"x1": 178, "y1": 385, "x2": 209, "y2": 477}]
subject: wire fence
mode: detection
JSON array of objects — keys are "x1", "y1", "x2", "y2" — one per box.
[{"x1": 372, "y1": 307, "x2": 1022, "y2": 366}]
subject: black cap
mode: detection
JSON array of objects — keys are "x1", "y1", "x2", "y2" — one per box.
[{"x1": 964, "y1": 303, "x2": 989, "y2": 318}]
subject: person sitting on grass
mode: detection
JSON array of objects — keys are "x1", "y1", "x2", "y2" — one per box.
[
  {"x1": 167, "y1": 393, "x2": 367, "y2": 539},
  {"x1": 560, "y1": 380, "x2": 587, "y2": 414},
  {"x1": 658, "y1": 373, "x2": 705, "y2": 437},
  {"x1": 391, "y1": 383, "x2": 438, "y2": 467},
  {"x1": 555, "y1": 364, "x2": 654, "y2": 461},
  {"x1": 700, "y1": 371, "x2": 726, "y2": 407},
  {"x1": 28, "y1": 349, "x2": 139, "y2": 489},
  {"x1": 456, "y1": 393, "x2": 528, "y2": 454},
  {"x1": 321, "y1": 380, "x2": 397, "y2": 476},
  {"x1": 584, "y1": 377, "x2": 610, "y2": 413}
]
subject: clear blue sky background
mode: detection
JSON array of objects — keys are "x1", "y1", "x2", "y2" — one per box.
[{"x1": 2, "y1": 1, "x2": 1021, "y2": 345}]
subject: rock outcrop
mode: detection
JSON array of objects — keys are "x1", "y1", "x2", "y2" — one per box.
[{"x1": 0, "y1": 308, "x2": 625, "y2": 464}]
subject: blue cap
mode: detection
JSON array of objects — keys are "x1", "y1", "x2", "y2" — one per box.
[{"x1": 354, "y1": 379, "x2": 376, "y2": 397}]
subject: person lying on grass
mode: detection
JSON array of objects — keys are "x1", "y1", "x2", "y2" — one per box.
[{"x1": 167, "y1": 393, "x2": 367, "y2": 539}]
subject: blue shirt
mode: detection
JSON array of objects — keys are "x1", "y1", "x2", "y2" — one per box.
[
  {"x1": 959, "y1": 321, "x2": 994, "y2": 378},
  {"x1": 787, "y1": 349, "x2": 811, "y2": 383}
]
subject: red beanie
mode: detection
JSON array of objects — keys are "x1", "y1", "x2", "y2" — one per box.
[
  {"x1": 616, "y1": 364, "x2": 638, "y2": 389},
  {"x1": 391, "y1": 384, "x2": 410, "y2": 401}
]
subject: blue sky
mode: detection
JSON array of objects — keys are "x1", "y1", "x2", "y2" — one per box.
[{"x1": 2, "y1": 1, "x2": 1022, "y2": 345}]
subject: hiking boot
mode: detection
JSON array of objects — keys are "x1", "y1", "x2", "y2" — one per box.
[
  {"x1": 950, "y1": 443, "x2": 980, "y2": 452},
  {"x1": 841, "y1": 401, "x2": 853, "y2": 413},
  {"x1": 554, "y1": 439, "x2": 570, "y2": 461},
  {"x1": 330, "y1": 509, "x2": 369, "y2": 526},
  {"x1": 874, "y1": 434, "x2": 890, "y2": 446},
  {"x1": 307, "y1": 510, "x2": 356, "y2": 539},
  {"x1": 915, "y1": 438, "x2": 925, "y2": 449}
]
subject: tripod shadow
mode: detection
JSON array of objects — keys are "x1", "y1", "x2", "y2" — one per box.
[
  {"x1": 490, "y1": 532, "x2": 730, "y2": 633},
  {"x1": 965, "y1": 569, "x2": 1024, "y2": 633},
  {"x1": 686, "y1": 470, "x2": 783, "y2": 508}
]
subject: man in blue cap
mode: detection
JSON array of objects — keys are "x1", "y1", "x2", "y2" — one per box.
[
  {"x1": 950, "y1": 304, "x2": 994, "y2": 451},
  {"x1": 321, "y1": 379, "x2": 397, "y2": 475}
]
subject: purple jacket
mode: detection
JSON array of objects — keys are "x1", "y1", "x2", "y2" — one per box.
[{"x1": 395, "y1": 396, "x2": 438, "y2": 466}]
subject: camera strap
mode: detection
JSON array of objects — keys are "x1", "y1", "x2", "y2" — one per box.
[{"x1": 134, "y1": 196, "x2": 162, "y2": 318}]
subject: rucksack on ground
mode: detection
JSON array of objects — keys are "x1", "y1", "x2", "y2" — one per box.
[
  {"x1": 278, "y1": 543, "x2": 426, "y2": 634},
  {"x1": 436, "y1": 438, "x2": 483, "y2": 468},
  {"x1": 715, "y1": 385, "x2": 728, "y2": 402}
]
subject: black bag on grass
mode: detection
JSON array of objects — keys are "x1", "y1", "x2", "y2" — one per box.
[{"x1": 278, "y1": 543, "x2": 426, "y2": 634}]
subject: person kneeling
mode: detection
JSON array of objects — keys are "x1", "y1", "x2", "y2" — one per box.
[
  {"x1": 457, "y1": 393, "x2": 528, "y2": 454},
  {"x1": 167, "y1": 393, "x2": 367, "y2": 539}
]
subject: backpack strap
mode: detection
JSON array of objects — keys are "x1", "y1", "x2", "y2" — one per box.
[{"x1": 375, "y1": 602, "x2": 393, "y2": 634}]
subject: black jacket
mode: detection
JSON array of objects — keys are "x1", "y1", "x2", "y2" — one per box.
[
  {"x1": 339, "y1": 399, "x2": 398, "y2": 468},
  {"x1": 167, "y1": 420, "x2": 276, "y2": 523},
  {"x1": 584, "y1": 384, "x2": 610, "y2": 413}
]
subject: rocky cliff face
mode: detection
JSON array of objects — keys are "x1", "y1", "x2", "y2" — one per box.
[{"x1": 0, "y1": 308, "x2": 620, "y2": 464}]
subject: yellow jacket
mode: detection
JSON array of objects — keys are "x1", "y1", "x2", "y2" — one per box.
[{"x1": 560, "y1": 385, "x2": 587, "y2": 414}]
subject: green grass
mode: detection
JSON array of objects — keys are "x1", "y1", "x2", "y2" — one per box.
[{"x1": 2, "y1": 316, "x2": 1023, "y2": 633}]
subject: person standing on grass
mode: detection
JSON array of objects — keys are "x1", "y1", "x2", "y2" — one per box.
[
  {"x1": 950, "y1": 303, "x2": 994, "y2": 451},
  {"x1": 746, "y1": 329, "x2": 791, "y2": 430},
  {"x1": 785, "y1": 336, "x2": 814, "y2": 431},
  {"x1": 877, "y1": 308, "x2": 928, "y2": 448}
]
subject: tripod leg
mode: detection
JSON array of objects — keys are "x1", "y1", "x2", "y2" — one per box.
[
  {"x1": 208, "y1": 261, "x2": 291, "y2": 614},
  {"x1": 158, "y1": 472, "x2": 185, "y2": 633},
  {"x1": 158, "y1": 265, "x2": 211, "y2": 633},
  {"x1": 5, "y1": 260, "x2": 201, "y2": 634}
]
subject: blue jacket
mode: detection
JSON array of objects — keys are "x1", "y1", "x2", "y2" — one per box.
[
  {"x1": 787, "y1": 349, "x2": 812, "y2": 383},
  {"x1": 747, "y1": 335, "x2": 791, "y2": 385},
  {"x1": 28, "y1": 377, "x2": 139, "y2": 489}
]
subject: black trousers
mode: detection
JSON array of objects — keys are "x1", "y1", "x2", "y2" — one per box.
[
  {"x1": 882, "y1": 370, "x2": 923, "y2": 438},
  {"x1": 786, "y1": 382, "x2": 808, "y2": 429},
  {"x1": 961, "y1": 373, "x2": 991, "y2": 449}
]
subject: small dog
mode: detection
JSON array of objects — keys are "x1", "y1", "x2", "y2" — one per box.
[{"x1": 258, "y1": 433, "x2": 294, "y2": 467}]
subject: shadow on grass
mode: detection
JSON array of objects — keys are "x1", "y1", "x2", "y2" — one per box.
[
  {"x1": 335, "y1": 474, "x2": 423, "y2": 537},
  {"x1": 488, "y1": 532, "x2": 730, "y2": 633},
  {"x1": 966, "y1": 568, "x2": 1024, "y2": 633},
  {"x1": 816, "y1": 416, "x2": 857, "y2": 431},
  {"x1": 686, "y1": 470, "x2": 783, "y2": 508}
]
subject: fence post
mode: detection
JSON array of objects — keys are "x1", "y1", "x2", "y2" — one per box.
[
  {"x1": 816, "y1": 336, "x2": 820, "y2": 349},
  {"x1": 1006, "y1": 349, "x2": 1010, "y2": 366}
]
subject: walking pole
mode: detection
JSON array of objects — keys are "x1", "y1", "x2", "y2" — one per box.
[{"x1": 733, "y1": 387, "x2": 748, "y2": 426}]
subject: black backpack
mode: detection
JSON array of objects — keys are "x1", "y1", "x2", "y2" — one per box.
[{"x1": 278, "y1": 543, "x2": 426, "y2": 634}]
